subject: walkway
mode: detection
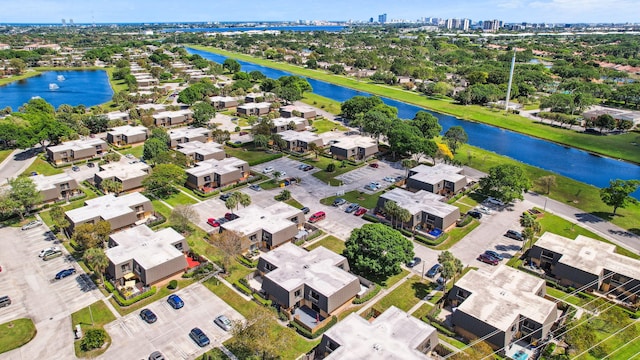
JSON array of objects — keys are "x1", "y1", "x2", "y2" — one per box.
[
  {"x1": 214, "y1": 274, "x2": 253, "y2": 301},
  {"x1": 355, "y1": 272, "x2": 414, "y2": 316}
]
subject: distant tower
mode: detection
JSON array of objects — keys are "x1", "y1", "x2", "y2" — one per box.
[
  {"x1": 505, "y1": 48, "x2": 517, "y2": 111},
  {"x1": 61, "y1": 19, "x2": 66, "y2": 26},
  {"x1": 69, "y1": 18, "x2": 74, "y2": 25},
  {"x1": 378, "y1": 13, "x2": 387, "y2": 23}
]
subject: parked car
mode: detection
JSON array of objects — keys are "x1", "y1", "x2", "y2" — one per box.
[
  {"x1": 140, "y1": 308, "x2": 157, "y2": 324},
  {"x1": 332, "y1": 198, "x2": 346, "y2": 206},
  {"x1": 71, "y1": 165, "x2": 80, "y2": 172},
  {"x1": 478, "y1": 253, "x2": 499, "y2": 265},
  {"x1": 225, "y1": 213, "x2": 239, "y2": 221},
  {"x1": 42, "y1": 249, "x2": 63, "y2": 261},
  {"x1": 207, "y1": 218, "x2": 220, "y2": 227},
  {"x1": 308, "y1": 211, "x2": 326, "y2": 223},
  {"x1": 30, "y1": 171, "x2": 38, "y2": 176},
  {"x1": 239, "y1": 131, "x2": 248, "y2": 136},
  {"x1": 125, "y1": 154, "x2": 134, "y2": 159},
  {"x1": 437, "y1": 277, "x2": 446, "y2": 285},
  {"x1": 219, "y1": 193, "x2": 231, "y2": 201},
  {"x1": 505, "y1": 230, "x2": 524, "y2": 241},
  {"x1": 383, "y1": 176, "x2": 396, "y2": 182},
  {"x1": 39, "y1": 246, "x2": 59, "y2": 257},
  {"x1": 263, "y1": 166, "x2": 274, "y2": 174},
  {"x1": 426, "y1": 264, "x2": 442, "y2": 278},
  {"x1": 364, "y1": 184, "x2": 377, "y2": 191},
  {"x1": 278, "y1": 171, "x2": 287, "y2": 177},
  {"x1": 354, "y1": 207, "x2": 367, "y2": 216},
  {"x1": 467, "y1": 210, "x2": 483, "y2": 219},
  {"x1": 345, "y1": 203, "x2": 360, "y2": 213},
  {"x1": 484, "y1": 250, "x2": 503, "y2": 261},
  {"x1": 214, "y1": 315, "x2": 233, "y2": 331},
  {"x1": 189, "y1": 327, "x2": 210, "y2": 347},
  {"x1": 300, "y1": 207, "x2": 310, "y2": 215},
  {"x1": 303, "y1": 165, "x2": 314, "y2": 171},
  {"x1": 21, "y1": 220, "x2": 43, "y2": 231},
  {"x1": 148, "y1": 351, "x2": 165, "y2": 360},
  {"x1": 369, "y1": 163, "x2": 379, "y2": 168},
  {"x1": 370, "y1": 182, "x2": 381, "y2": 189},
  {"x1": 476, "y1": 205, "x2": 492, "y2": 215},
  {"x1": 87, "y1": 162, "x2": 95, "y2": 168},
  {"x1": 407, "y1": 257, "x2": 422, "y2": 268},
  {"x1": 0, "y1": 296, "x2": 11, "y2": 308},
  {"x1": 298, "y1": 164, "x2": 307, "y2": 170},
  {"x1": 55, "y1": 268, "x2": 76, "y2": 280},
  {"x1": 167, "y1": 294, "x2": 184, "y2": 309},
  {"x1": 249, "y1": 184, "x2": 262, "y2": 191},
  {"x1": 216, "y1": 217, "x2": 228, "y2": 225},
  {"x1": 486, "y1": 197, "x2": 505, "y2": 206}
]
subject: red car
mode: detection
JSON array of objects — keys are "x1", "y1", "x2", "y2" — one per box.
[
  {"x1": 225, "y1": 212, "x2": 239, "y2": 221},
  {"x1": 207, "y1": 218, "x2": 220, "y2": 227},
  {"x1": 478, "y1": 253, "x2": 499, "y2": 266},
  {"x1": 369, "y1": 163, "x2": 379, "y2": 168},
  {"x1": 308, "y1": 211, "x2": 326, "y2": 223},
  {"x1": 354, "y1": 207, "x2": 367, "y2": 216}
]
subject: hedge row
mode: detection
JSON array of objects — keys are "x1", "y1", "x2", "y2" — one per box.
[
  {"x1": 362, "y1": 213, "x2": 381, "y2": 223},
  {"x1": 289, "y1": 315, "x2": 338, "y2": 339},
  {"x1": 236, "y1": 255, "x2": 257, "y2": 268},
  {"x1": 253, "y1": 293, "x2": 272, "y2": 307},
  {"x1": 353, "y1": 284, "x2": 381, "y2": 304},
  {"x1": 105, "y1": 281, "x2": 158, "y2": 307},
  {"x1": 233, "y1": 281, "x2": 252, "y2": 296}
]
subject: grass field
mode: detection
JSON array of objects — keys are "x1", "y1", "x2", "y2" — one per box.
[
  {"x1": 306, "y1": 156, "x2": 361, "y2": 185},
  {"x1": 0, "y1": 318, "x2": 37, "y2": 355},
  {"x1": 71, "y1": 300, "x2": 116, "y2": 357},
  {"x1": 320, "y1": 189, "x2": 384, "y2": 210},
  {"x1": 163, "y1": 191, "x2": 198, "y2": 207},
  {"x1": 21, "y1": 157, "x2": 63, "y2": 176},
  {"x1": 434, "y1": 220, "x2": 480, "y2": 250},
  {"x1": 117, "y1": 145, "x2": 144, "y2": 159},
  {"x1": 0, "y1": 70, "x2": 42, "y2": 87},
  {"x1": 189, "y1": 45, "x2": 640, "y2": 164},
  {"x1": 301, "y1": 92, "x2": 342, "y2": 115},
  {"x1": 283, "y1": 197, "x2": 304, "y2": 209},
  {"x1": 224, "y1": 145, "x2": 282, "y2": 165},
  {"x1": 382, "y1": 269, "x2": 410, "y2": 288},
  {"x1": 369, "y1": 276, "x2": 434, "y2": 314},
  {"x1": 306, "y1": 235, "x2": 346, "y2": 254},
  {"x1": 312, "y1": 118, "x2": 347, "y2": 133}
]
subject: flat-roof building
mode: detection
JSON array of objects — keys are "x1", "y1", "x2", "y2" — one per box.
[
  {"x1": 167, "y1": 127, "x2": 211, "y2": 148},
  {"x1": 46, "y1": 138, "x2": 107, "y2": 165},
  {"x1": 278, "y1": 130, "x2": 323, "y2": 152},
  {"x1": 407, "y1": 164, "x2": 468, "y2": 195},
  {"x1": 152, "y1": 109, "x2": 194, "y2": 127},
  {"x1": 209, "y1": 96, "x2": 239, "y2": 110},
  {"x1": 280, "y1": 104, "x2": 317, "y2": 119},
  {"x1": 94, "y1": 161, "x2": 151, "y2": 193},
  {"x1": 31, "y1": 173, "x2": 80, "y2": 203},
  {"x1": 448, "y1": 266, "x2": 557, "y2": 351},
  {"x1": 185, "y1": 157, "x2": 249, "y2": 192},
  {"x1": 177, "y1": 141, "x2": 225, "y2": 162},
  {"x1": 106, "y1": 125, "x2": 149, "y2": 146},
  {"x1": 272, "y1": 116, "x2": 309, "y2": 132},
  {"x1": 329, "y1": 136, "x2": 378, "y2": 161},
  {"x1": 377, "y1": 188, "x2": 460, "y2": 231},
  {"x1": 237, "y1": 102, "x2": 271, "y2": 116},
  {"x1": 65, "y1": 192, "x2": 153, "y2": 232}
]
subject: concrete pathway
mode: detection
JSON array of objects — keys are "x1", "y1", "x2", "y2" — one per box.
[
  {"x1": 356, "y1": 272, "x2": 415, "y2": 316},
  {"x1": 214, "y1": 275, "x2": 252, "y2": 301},
  {"x1": 178, "y1": 187, "x2": 202, "y2": 203}
]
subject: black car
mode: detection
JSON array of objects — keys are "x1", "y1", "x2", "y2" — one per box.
[
  {"x1": 407, "y1": 257, "x2": 421, "y2": 268},
  {"x1": 220, "y1": 193, "x2": 231, "y2": 201},
  {"x1": 303, "y1": 165, "x2": 314, "y2": 171},
  {"x1": 55, "y1": 268, "x2": 76, "y2": 280},
  {"x1": 505, "y1": 230, "x2": 524, "y2": 241},
  {"x1": 140, "y1": 308, "x2": 157, "y2": 324},
  {"x1": 467, "y1": 210, "x2": 483, "y2": 219},
  {"x1": 426, "y1": 264, "x2": 442, "y2": 278},
  {"x1": 189, "y1": 327, "x2": 210, "y2": 347}
]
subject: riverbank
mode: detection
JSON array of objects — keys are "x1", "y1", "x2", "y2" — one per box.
[
  {"x1": 189, "y1": 45, "x2": 640, "y2": 165},
  {"x1": 0, "y1": 70, "x2": 42, "y2": 87}
]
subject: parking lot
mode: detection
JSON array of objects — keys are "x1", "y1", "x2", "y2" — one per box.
[
  {"x1": 101, "y1": 283, "x2": 243, "y2": 360},
  {"x1": 0, "y1": 223, "x2": 101, "y2": 359}
]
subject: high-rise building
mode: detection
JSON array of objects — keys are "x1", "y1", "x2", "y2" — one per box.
[
  {"x1": 69, "y1": 18, "x2": 74, "y2": 25},
  {"x1": 482, "y1": 19, "x2": 500, "y2": 31},
  {"x1": 378, "y1": 13, "x2": 387, "y2": 23},
  {"x1": 61, "y1": 19, "x2": 66, "y2": 26}
]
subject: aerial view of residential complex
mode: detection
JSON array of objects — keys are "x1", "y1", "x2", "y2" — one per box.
[{"x1": 0, "y1": 1, "x2": 639, "y2": 359}]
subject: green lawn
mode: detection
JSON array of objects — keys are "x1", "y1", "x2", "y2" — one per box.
[
  {"x1": 320, "y1": 189, "x2": 384, "y2": 210},
  {"x1": 190, "y1": 46, "x2": 640, "y2": 164},
  {"x1": 22, "y1": 157, "x2": 63, "y2": 176},
  {"x1": 306, "y1": 235, "x2": 346, "y2": 254},
  {"x1": 434, "y1": 220, "x2": 480, "y2": 250},
  {"x1": 312, "y1": 118, "x2": 348, "y2": 133},
  {"x1": 455, "y1": 144, "x2": 640, "y2": 233},
  {"x1": 301, "y1": 92, "x2": 342, "y2": 115},
  {"x1": 546, "y1": 287, "x2": 588, "y2": 307},
  {"x1": 0, "y1": 70, "x2": 43, "y2": 86},
  {"x1": 163, "y1": 191, "x2": 198, "y2": 207},
  {"x1": 284, "y1": 197, "x2": 304, "y2": 209},
  {"x1": 0, "y1": 149, "x2": 13, "y2": 164},
  {"x1": 381, "y1": 269, "x2": 410, "y2": 288},
  {"x1": 307, "y1": 157, "x2": 361, "y2": 186},
  {"x1": 224, "y1": 145, "x2": 283, "y2": 165},
  {"x1": 411, "y1": 302, "x2": 434, "y2": 320},
  {"x1": 0, "y1": 318, "x2": 37, "y2": 354},
  {"x1": 370, "y1": 276, "x2": 434, "y2": 313},
  {"x1": 71, "y1": 300, "x2": 116, "y2": 357},
  {"x1": 117, "y1": 145, "x2": 144, "y2": 159}
]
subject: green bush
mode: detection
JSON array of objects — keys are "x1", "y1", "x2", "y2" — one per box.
[
  {"x1": 457, "y1": 215, "x2": 473, "y2": 227},
  {"x1": 289, "y1": 315, "x2": 338, "y2": 339},
  {"x1": 104, "y1": 281, "x2": 115, "y2": 293},
  {"x1": 353, "y1": 284, "x2": 381, "y2": 304},
  {"x1": 326, "y1": 163, "x2": 336, "y2": 172},
  {"x1": 167, "y1": 280, "x2": 178, "y2": 290},
  {"x1": 80, "y1": 329, "x2": 106, "y2": 351},
  {"x1": 233, "y1": 281, "x2": 252, "y2": 296},
  {"x1": 362, "y1": 213, "x2": 381, "y2": 223},
  {"x1": 236, "y1": 255, "x2": 257, "y2": 268},
  {"x1": 253, "y1": 293, "x2": 272, "y2": 307},
  {"x1": 111, "y1": 286, "x2": 157, "y2": 306}
]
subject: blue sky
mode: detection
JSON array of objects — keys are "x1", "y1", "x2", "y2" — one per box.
[{"x1": 1, "y1": 0, "x2": 638, "y2": 24}]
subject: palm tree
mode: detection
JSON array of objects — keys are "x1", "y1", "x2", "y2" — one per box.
[
  {"x1": 83, "y1": 248, "x2": 109, "y2": 284},
  {"x1": 383, "y1": 201, "x2": 399, "y2": 228},
  {"x1": 401, "y1": 159, "x2": 417, "y2": 180},
  {"x1": 308, "y1": 142, "x2": 321, "y2": 159},
  {"x1": 273, "y1": 171, "x2": 282, "y2": 180},
  {"x1": 397, "y1": 207, "x2": 412, "y2": 230}
]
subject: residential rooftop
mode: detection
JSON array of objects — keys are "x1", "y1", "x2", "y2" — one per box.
[
  {"x1": 380, "y1": 188, "x2": 459, "y2": 218},
  {"x1": 106, "y1": 111, "x2": 130, "y2": 121},
  {"x1": 535, "y1": 232, "x2": 640, "y2": 282},
  {"x1": 279, "y1": 130, "x2": 322, "y2": 143},
  {"x1": 261, "y1": 243, "x2": 358, "y2": 295},
  {"x1": 177, "y1": 141, "x2": 224, "y2": 157},
  {"x1": 409, "y1": 163, "x2": 466, "y2": 185},
  {"x1": 281, "y1": 104, "x2": 316, "y2": 113},
  {"x1": 152, "y1": 109, "x2": 193, "y2": 119},
  {"x1": 65, "y1": 192, "x2": 150, "y2": 224},
  {"x1": 48, "y1": 138, "x2": 106, "y2": 152},
  {"x1": 222, "y1": 203, "x2": 301, "y2": 238},
  {"x1": 137, "y1": 104, "x2": 166, "y2": 112},
  {"x1": 186, "y1": 157, "x2": 248, "y2": 177},
  {"x1": 108, "y1": 125, "x2": 148, "y2": 137},
  {"x1": 168, "y1": 127, "x2": 210, "y2": 140},
  {"x1": 272, "y1": 116, "x2": 307, "y2": 128},
  {"x1": 330, "y1": 135, "x2": 377, "y2": 149},
  {"x1": 96, "y1": 161, "x2": 150, "y2": 181},
  {"x1": 455, "y1": 266, "x2": 556, "y2": 332},
  {"x1": 323, "y1": 306, "x2": 437, "y2": 359},
  {"x1": 237, "y1": 102, "x2": 271, "y2": 110},
  {"x1": 31, "y1": 173, "x2": 76, "y2": 192},
  {"x1": 106, "y1": 225, "x2": 185, "y2": 269}
]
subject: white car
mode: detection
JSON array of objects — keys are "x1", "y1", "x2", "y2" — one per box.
[
  {"x1": 21, "y1": 220, "x2": 43, "y2": 231},
  {"x1": 39, "y1": 246, "x2": 59, "y2": 257},
  {"x1": 263, "y1": 166, "x2": 274, "y2": 174},
  {"x1": 279, "y1": 171, "x2": 286, "y2": 178},
  {"x1": 477, "y1": 205, "x2": 493, "y2": 215},
  {"x1": 486, "y1": 197, "x2": 505, "y2": 206},
  {"x1": 383, "y1": 176, "x2": 395, "y2": 182}
]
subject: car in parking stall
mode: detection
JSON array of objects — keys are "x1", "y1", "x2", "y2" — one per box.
[
  {"x1": 332, "y1": 198, "x2": 347, "y2": 206},
  {"x1": 148, "y1": 351, "x2": 165, "y2": 360},
  {"x1": 407, "y1": 257, "x2": 422, "y2": 268},
  {"x1": 478, "y1": 253, "x2": 499, "y2": 266},
  {"x1": 467, "y1": 210, "x2": 482, "y2": 219},
  {"x1": 55, "y1": 268, "x2": 76, "y2": 280},
  {"x1": 219, "y1": 193, "x2": 231, "y2": 201},
  {"x1": 21, "y1": 220, "x2": 43, "y2": 230},
  {"x1": 426, "y1": 264, "x2": 442, "y2": 278},
  {"x1": 214, "y1": 314, "x2": 233, "y2": 331},
  {"x1": 225, "y1": 213, "x2": 239, "y2": 221},
  {"x1": 300, "y1": 207, "x2": 310, "y2": 215},
  {"x1": 263, "y1": 166, "x2": 274, "y2": 174},
  {"x1": 345, "y1": 203, "x2": 360, "y2": 213},
  {"x1": 484, "y1": 250, "x2": 504, "y2": 261},
  {"x1": 302, "y1": 164, "x2": 314, "y2": 171},
  {"x1": 207, "y1": 218, "x2": 221, "y2": 227},
  {"x1": 140, "y1": 308, "x2": 158, "y2": 324},
  {"x1": 505, "y1": 230, "x2": 524, "y2": 241},
  {"x1": 189, "y1": 327, "x2": 210, "y2": 347},
  {"x1": 249, "y1": 184, "x2": 262, "y2": 191},
  {"x1": 39, "y1": 246, "x2": 59, "y2": 257},
  {"x1": 354, "y1": 207, "x2": 367, "y2": 216},
  {"x1": 167, "y1": 294, "x2": 184, "y2": 309},
  {"x1": 308, "y1": 211, "x2": 326, "y2": 223}
]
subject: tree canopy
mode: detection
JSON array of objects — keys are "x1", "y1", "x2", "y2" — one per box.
[
  {"x1": 142, "y1": 163, "x2": 186, "y2": 198},
  {"x1": 479, "y1": 164, "x2": 531, "y2": 203},
  {"x1": 599, "y1": 179, "x2": 640, "y2": 215}
]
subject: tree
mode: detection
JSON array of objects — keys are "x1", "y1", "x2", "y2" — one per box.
[
  {"x1": 191, "y1": 101, "x2": 216, "y2": 128},
  {"x1": 308, "y1": 142, "x2": 322, "y2": 159},
  {"x1": 343, "y1": 223, "x2": 414, "y2": 280},
  {"x1": 142, "y1": 137, "x2": 169, "y2": 165},
  {"x1": 253, "y1": 134, "x2": 269, "y2": 149},
  {"x1": 82, "y1": 115, "x2": 109, "y2": 134},
  {"x1": 275, "y1": 189, "x2": 291, "y2": 201},
  {"x1": 594, "y1": 114, "x2": 616, "y2": 134},
  {"x1": 479, "y1": 164, "x2": 532, "y2": 203},
  {"x1": 397, "y1": 207, "x2": 411, "y2": 230},
  {"x1": 100, "y1": 179, "x2": 123, "y2": 195},
  {"x1": 229, "y1": 306, "x2": 291, "y2": 359},
  {"x1": 231, "y1": 191, "x2": 251, "y2": 210},
  {"x1": 224, "y1": 196, "x2": 238, "y2": 213},
  {"x1": 5, "y1": 176, "x2": 42, "y2": 220},
  {"x1": 80, "y1": 329, "x2": 106, "y2": 351},
  {"x1": 401, "y1": 158, "x2": 417, "y2": 179},
  {"x1": 83, "y1": 248, "x2": 108, "y2": 284},
  {"x1": 599, "y1": 179, "x2": 640, "y2": 215},
  {"x1": 361, "y1": 109, "x2": 392, "y2": 143},
  {"x1": 438, "y1": 251, "x2": 463, "y2": 285},
  {"x1": 49, "y1": 205, "x2": 70, "y2": 235},
  {"x1": 412, "y1": 111, "x2": 442, "y2": 139},
  {"x1": 211, "y1": 230, "x2": 248, "y2": 273},
  {"x1": 443, "y1": 126, "x2": 468, "y2": 154},
  {"x1": 177, "y1": 86, "x2": 203, "y2": 105},
  {"x1": 169, "y1": 205, "x2": 198, "y2": 233},
  {"x1": 223, "y1": 59, "x2": 241, "y2": 73},
  {"x1": 383, "y1": 200, "x2": 400, "y2": 228},
  {"x1": 72, "y1": 221, "x2": 111, "y2": 250},
  {"x1": 9, "y1": 58, "x2": 27, "y2": 75},
  {"x1": 341, "y1": 96, "x2": 384, "y2": 121},
  {"x1": 142, "y1": 164, "x2": 186, "y2": 198},
  {"x1": 537, "y1": 175, "x2": 557, "y2": 195}
]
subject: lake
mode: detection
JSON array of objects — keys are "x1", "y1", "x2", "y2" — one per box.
[
  {"x1": 0, "y1": 70, "x2": 113, "y2": 111},
  {"x1": 187, "y1": 47, "x2": 640, "y2": 198}
]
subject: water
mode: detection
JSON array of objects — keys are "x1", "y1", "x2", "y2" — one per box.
[
  {"x1": 187, "y1": 47, "x2": 640, "y2": 198},
  {"x1": 0, "y1": 70, "x2": 113, "y2": 110},
  {"x1": 164, "y1": 26, "x2": 345, "y2": 33}
]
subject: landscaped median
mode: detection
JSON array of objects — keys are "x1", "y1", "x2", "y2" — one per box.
[
  {"x1": 0, "y1": 318, "x2": 37, "y2": 355},
  {"x1": 70, "y1": 301, "x2": 116, "y2": 358}
]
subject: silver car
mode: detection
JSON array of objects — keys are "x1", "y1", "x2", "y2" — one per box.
[
  {"x1": 214, "y1": 315, "x2": 232, "y2": 331},
  {"x1": 21, "y1": 220, "x2": 43, "y2": 231}
]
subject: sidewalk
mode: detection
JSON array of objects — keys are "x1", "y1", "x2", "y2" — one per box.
[{"x1": 356, "y1": 272, "x2": 414, "y2": 316}]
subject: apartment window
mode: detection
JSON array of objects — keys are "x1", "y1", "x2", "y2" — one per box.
[
  {"x1": 456, "y1": 289, "x2": 467, "y2": 300},
  {"x1": 134, "y1": 263, "x2": 141, "y2": 274},
  {"x1": 327, "y1": 340, "x2": 339, "y2": 351},
  {"x1": 60, "y1": 183, "x2": 70, "y2": 190},
  {"x1": 135, "y1": 205, "x2": 144, "y2": 213},
  {"x1": 121, "y1": 264, "x2": 131, "y2": 272},
  {"x1": 310, "y1": 290, "x2": 320, "y2": 301},
  {"x1": 204, "y1": 176, "x2": 211, "y2": 182},
  {"x1": 294, "y1": 289, "x2": 301, "y2": 298},
  {"x1": 174, "y1": 242, "x2": 183, "y2": 251},
  {"x1": 249, "y1": 234, "x2": 258, "y2": 243},
  {"x1": 265, "y1": 263, "x2": 275, "y2": 271},
  {"x1": 541, "y1": 250, "x2": 555, "y2": 260}
]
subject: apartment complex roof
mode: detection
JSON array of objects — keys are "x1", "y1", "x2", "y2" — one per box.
[
  {"x1": 186, "y1": 157, "x2": 248, "y2": 177},
  {"x1": 106, "y1": 225, "x2": 185, "y2": 268},
  {"x1": 380, "y1": 188, "x2": 459, "y2": 218},
  {"x1": 409, "y1": 163, "x2": 466, "y2": 185},
  {"x1": 222, "y1": 203, "x2": 300, "y2": 238},
  {"x1": 65, "y1": 192, "x2": 150, "y2": 224}
]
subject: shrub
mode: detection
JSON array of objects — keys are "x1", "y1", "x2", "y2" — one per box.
[
  {"x1": 236, "y1": 255, "x2": 257, "y2": 268},
  {"x1": 167, "y1": 280, "x2": 178, "y2": 290},
  {"x1": 80, "y1": 329, "x2": 106, "y2": 351},
  {"x1": 111, "y1": 286, "x2": 157, "y2": 306},
  {"x1": 253, "y1": 293, "x2": 272, "y2": 307},
  {"x1": 353, "y1": 284, "x2": 381, "y2": 304},
  {"x1": 326, "y1": 163, "x2": 336, "y2": 172},
  {"x1": 362, "y1": 213, "x2": 381, "y2": 223},
  {"x1": 233, "y1": 281, "x2": 252, "y2": 296}
]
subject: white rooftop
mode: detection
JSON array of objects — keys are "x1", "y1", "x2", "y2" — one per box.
[
  {"x1": 323, "y1": 306, "x2": 437, "y2": 359},
  {"x1": 106, "y1": 111, "x2": 129, "y2": 120},
  {"x1": 380, "y1": 188, "x2": 459, "y2": 218},
  {"x1": 65, "y1": 192, "x2": 150, "y2": 224},
  {"x1": 186, "y1": 157, "x2": 248, "y2": 177},
  {"x1": 168, "y1": 127, "x2": 210, "y2": 140},
  {"x1": 153, "y1": 109, "x2": 193, "y2": 119},
  {"x1": 409, "y1": 163, "x2": 466, "y2": 185},
  {"x1": 106, "y1": 225, "x2": 185, "y2": 269},
  {"x1": 31, "y1": 173, "x2": 76, "y2": 192},
  {"x1": 279, "y1": 130, "x2": 322, "y2": 144},
  {"x1": 96, "y1": 161, "x2": 150, "y2": 181},
  {"x1": 108, "y1": 125, "x2": 148, "y2": 137},
  {"x1": 238, "y1": 102, "x2": 271, "y2": 110},
  {"x1": 272, "y1": 116, "x2": 307, "y2": 128},
  {"x1": 209, "y1": 95, "x2": 238, "y2": 102},
  {"x1": 281, "y1": 104, "x2": 316, "y2": 113},
  {"x1": 455, "y1": 266, "x2": 556, "y2": 332},
  {"x1": 137, "y1": 104, "x2": 166, "y2": 112},
  {"x1": 535, "y1": 232, "x2": 640, "y2": 282},
  {"x1": 261, "y1": 243, "x2": 358, "y2": 295},
  {"x1": 331, "y1": 136, "x2": 377, "y2": 150},
  {"x1": 177, "y1": 141, "x2": 224, "y2": 157},
  {"x1": 48, "y1": 138, "x2": 106, "y2": 153},
  {"x1": 222, "y1": 203, "x2": 300, "y2": 238}
]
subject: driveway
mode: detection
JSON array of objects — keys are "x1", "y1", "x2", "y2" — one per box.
[
  {"x1": 0, "y1": 224, "x2": 102, "y2": 360},
  {"x1": 101, "y1": 283, "x2": 243, "y2": 360}
]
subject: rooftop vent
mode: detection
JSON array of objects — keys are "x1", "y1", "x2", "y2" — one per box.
[
  {"x1": 373, "y1": 344, "x2": 381, "y2": 351},
  {"x1": 303, "y1": 264, "x2": 309, "y2": 269}
]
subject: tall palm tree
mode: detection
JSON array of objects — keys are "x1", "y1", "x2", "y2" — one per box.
[
  {"x1": 383, "y1": 201, "x2": 399, "y2": 228},
  {"x1": 397, "y1": 207, "x2": 412, "y2": 230},
  {"x1": 83, "y1": 248, "x2": 109, "y2": 284}
]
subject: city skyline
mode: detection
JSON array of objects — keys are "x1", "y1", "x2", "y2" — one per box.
[{"x1": 1, "y1": 0, "x2": 639, "y2": 24}]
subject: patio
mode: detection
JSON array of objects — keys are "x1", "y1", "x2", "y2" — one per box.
[{"x1": 293, "y1": 306, "x2": 325, "y2": 329}]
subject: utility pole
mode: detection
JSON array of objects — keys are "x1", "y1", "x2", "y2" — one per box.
[{"x1": 504, "y1": 48, "x2": 516, "y2": 111}]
